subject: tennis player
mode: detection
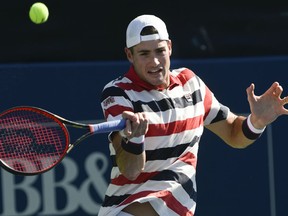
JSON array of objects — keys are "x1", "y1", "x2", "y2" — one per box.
[{"x1": 98, "y1": 14, "x2": 288, "y2": 216}]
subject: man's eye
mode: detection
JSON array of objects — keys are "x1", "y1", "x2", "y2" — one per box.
[{"x1": 157, "y1": 49, "x2": 166, "y2": 54}]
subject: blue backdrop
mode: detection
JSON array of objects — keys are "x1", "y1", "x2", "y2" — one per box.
[{"x1": 0, "y1": 56, "x2": 287, "y2": 216}]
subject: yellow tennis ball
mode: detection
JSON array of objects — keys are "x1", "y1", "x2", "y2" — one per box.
[{"x1": 29, "y1": 2, "x2": 49, "y2": 24}]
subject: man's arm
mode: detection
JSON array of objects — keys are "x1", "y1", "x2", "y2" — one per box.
[
  {"x1": 206, "y1": 82, "x2": 288, "y2": 148},
  {"x1": 205, "y1": 112, "x2": 257, "y2": 148},
  {"x1": 110, "y1": 111, "x2": 148, "y2": 180},
  {"x1": 110, "y1": 131, "x2": 146, "y2": 180}
]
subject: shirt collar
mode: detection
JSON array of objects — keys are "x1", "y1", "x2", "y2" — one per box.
[{"x1": 125, "y1": 66, "x2": 181, "y2": 91}]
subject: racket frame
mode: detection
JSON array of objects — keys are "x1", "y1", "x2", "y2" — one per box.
[{"x1": 0, "y1": 106, "x2": 122, "y2": 175}]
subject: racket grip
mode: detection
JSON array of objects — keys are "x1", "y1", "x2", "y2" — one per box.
[{"x1": 89, "y1": 119, "x2": 126, "y2": 134}]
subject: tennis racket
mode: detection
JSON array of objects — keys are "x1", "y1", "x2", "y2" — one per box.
[{"x1": 0, "y1": 106, "x2": 125, "y2": 175}]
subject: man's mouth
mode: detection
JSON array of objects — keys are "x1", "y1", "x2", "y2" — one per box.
[{"x1": 148, "y1": 68, "x2": 162, "y2": 74}]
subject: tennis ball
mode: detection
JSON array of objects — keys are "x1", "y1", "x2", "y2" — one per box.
[{"x1": 29, "y1": 2, "x2": 49, "y2": 24}]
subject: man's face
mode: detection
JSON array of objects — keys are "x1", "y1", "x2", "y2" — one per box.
[{"x1": 125, "y1": 39, "x2": 172, "y2": 89}]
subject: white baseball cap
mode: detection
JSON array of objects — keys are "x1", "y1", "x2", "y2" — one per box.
[{"x1": 126, "y1": 14, "x2": 169, "y2": 48}]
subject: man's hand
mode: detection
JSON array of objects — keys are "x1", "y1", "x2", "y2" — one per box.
[
  {"x1": 121, "y1": 111, "x2": 149, "y2": 139},
  {"x1": 246, "y1": 82, "x2": 288, "y2": 128}
]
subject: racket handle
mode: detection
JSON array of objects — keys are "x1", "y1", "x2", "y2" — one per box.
[{"x1": 89, "y1": 119, "x2": 126, "y2": 134}]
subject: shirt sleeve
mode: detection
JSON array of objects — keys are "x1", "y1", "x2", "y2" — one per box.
[
  {"x1": 101, "y1": 80, "x2": 134, "y2": 122},
  {"x1": 196, "y1": 76, "x2": 230, "y2": 126}
]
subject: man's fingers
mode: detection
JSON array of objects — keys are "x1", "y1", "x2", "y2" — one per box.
[
  {"x1": 246, "y1": 83, "x2": 255, "y2": 102},
  {"x1": 273, "y1": 82, "x2": 283, "y2": 98},
  {"x1": 282, "y1": 96, "x2": 288, "y2": 106}
]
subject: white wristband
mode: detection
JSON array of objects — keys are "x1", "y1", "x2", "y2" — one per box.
[
  {"x1": 129, "y1": 135, "x2": 145, "y2": 144},
  {"x1": 119, "y1": 130, "x2": 145, "y2": 144},
  {"x1": 247, "y1": 114, "x2": 266, "y2": 134}
]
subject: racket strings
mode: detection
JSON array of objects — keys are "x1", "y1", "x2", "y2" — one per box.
[{"x1": 0, "y1": 109, "x2": 68, "y2": 174}]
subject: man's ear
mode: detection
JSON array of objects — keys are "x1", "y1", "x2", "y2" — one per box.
[
  {"x1": 124, "y1": 47, "x2": 133, "y2": 63},
  {"x1": 168, "y1": 40, "x2": 172, "y2": 56}
]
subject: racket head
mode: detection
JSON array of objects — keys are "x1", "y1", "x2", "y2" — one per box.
[{"x1": 0, "y1": 106, "x2": 70, "y2": 175}]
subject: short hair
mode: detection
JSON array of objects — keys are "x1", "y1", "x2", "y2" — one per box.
[{"x1": 140, "y1": 26, "x2": 159, "y2": 36}]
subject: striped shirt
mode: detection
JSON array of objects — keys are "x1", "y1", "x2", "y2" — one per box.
[{"x1": 98, "y1": 66, "x2": 229, "y2": 216}]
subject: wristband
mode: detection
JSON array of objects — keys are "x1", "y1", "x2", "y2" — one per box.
[
  {"x1": 129, "y1": 135, "x2": 145, "y2": 144},
  {"x1": 121, "y1": 135, "x2": 145, "y2": 155},
  {"x1": 242, "y1": 114, "x2": 266, "y2": 140}
]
